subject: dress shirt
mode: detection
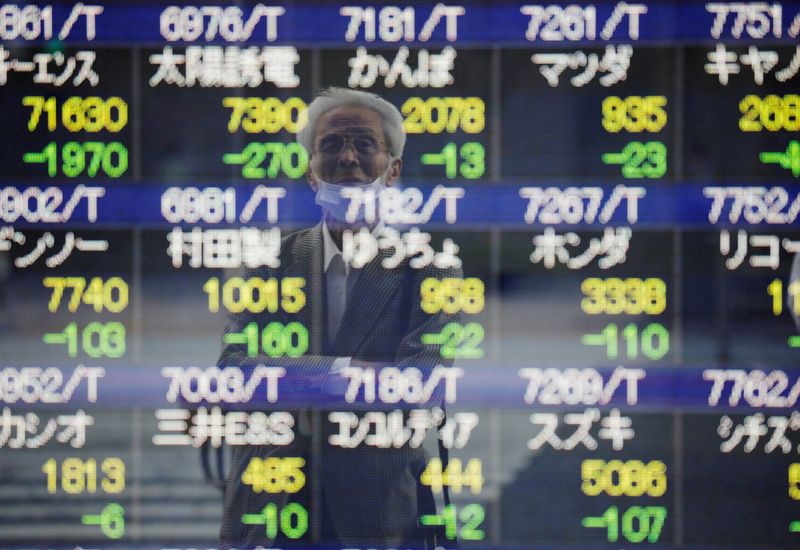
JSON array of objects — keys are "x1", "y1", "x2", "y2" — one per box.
[
  {"x1": 320, "y1": 219, "x2": 385, "y2": 379},
  {"x1": 322, "y1": 220, "x2": 356, "y2": 372}
]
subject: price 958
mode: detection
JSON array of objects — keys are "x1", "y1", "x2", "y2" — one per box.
[{"x1": 421, "y1": 277, "x2": 484, "y2": 314}]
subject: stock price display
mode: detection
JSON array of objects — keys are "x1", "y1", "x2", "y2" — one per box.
[{"x1": 1, "y1": 1, "x2": 800, "y2": 549}]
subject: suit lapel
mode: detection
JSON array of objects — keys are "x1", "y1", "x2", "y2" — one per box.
[
  {"x1": 333, "y1": 249, "x2": 404, "y2": 356},
  {"x1": 285, "y1": 224, "x2": 327, "y2": 355}
]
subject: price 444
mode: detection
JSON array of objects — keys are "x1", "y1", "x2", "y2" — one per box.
[{"x1": 420, "y1": 458, "x2": 483, "y2": 494}]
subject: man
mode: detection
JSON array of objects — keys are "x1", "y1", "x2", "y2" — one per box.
[{"x1": 219, "y1": 88, "x2": 459, "y2": 549}]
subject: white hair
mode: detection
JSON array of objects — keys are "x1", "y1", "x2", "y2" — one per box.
[{"x1": 297, "y1": 87, "x2": 406, "y2": 158}]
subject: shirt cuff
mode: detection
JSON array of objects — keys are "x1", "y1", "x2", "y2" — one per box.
[{"x1": 330, "y1": 356, "x2": 352, "y2": 374}]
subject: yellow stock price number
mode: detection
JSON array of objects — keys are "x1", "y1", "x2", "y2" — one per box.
[
  {"x1": 23, "y1": 96, "x2": 128, "y2": 132},
  {"x1": 402, "y1": 97, "x2": 485, "y2": 134},
  {"x1": 739, "y1": 95, "x2": 800, "y2": 132},
  {"x1": 421, "y1": 277, "x2": 484, "y2": 315},
  {"x1": 223, "y1": 97, "x2": 308, "y2": 133},
  {"x1": 767, "y1": 279, "x2": 800, "y2": 316},
  {"x1": 242, "y1": 457, "x2": 305, "y2": 493},
  {"x1": 204, "y1": 276, "x2": 306, "y2": 314},
  {"x1": 602, "y1": 96, "x2": 667, "y2": 133},
  {"x1": 42, "y1": 457, "x2": 125, "y2": 494},
  {"x1": 582, "y1": 459, "x2": 667, "y2": 498},
  {"x1": 581, "y1": 277, "x2": 666, "y2": 315},
  {"x1": 789, "y1": 464, "x2": 800, "y2": 500},
  {"x1": 420, "y1": 458, "x2": 484, "y2": 495},
  {"x1": 44, "y1": 277, "x2": 128, "y2": 313}
]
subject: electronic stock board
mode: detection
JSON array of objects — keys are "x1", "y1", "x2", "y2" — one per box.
[{"x1": 1, "y1": 1, "x2": 800, "y2": 548}]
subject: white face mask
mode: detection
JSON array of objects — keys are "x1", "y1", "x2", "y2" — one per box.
[{"x1": 312, "y1": 162, "x2": 394, "y2": 223}]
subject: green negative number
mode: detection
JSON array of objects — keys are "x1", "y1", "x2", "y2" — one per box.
[
  {"x1": 421, "y1": 142, "x2": 485, "y2": 179},
  {"x1": 223, "y1": 142, "x2": 308, "y2": 179},
  {"x1": 422, "y1": 322, "x2": 485, "y2": 359},
  {"x1": 226, "y1": 322, "x2": 309, "y2": 358},
  {"x1": 602, "y1": 142, "x2": 666, "y2": 179},
  {"x1": 592, "y1": 323, "x2": 669, "y2": 361},
  {"x1": 44, "y1": 322, "x2": 126, "y2": 358},
  {"x1": 244, "y1": 502, "x2": 308, "y2": 540},
  {"x1": 24, "y1": 142, "x2": 128, "y2": 177},
  {"x1": 583, "y1": 505, "x2": 666, "y2": 543},
  {"x1": 421, "y1": 504, "x2": 485, "y2": 541}
]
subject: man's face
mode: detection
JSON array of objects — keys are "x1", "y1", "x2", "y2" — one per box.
[{"x1": 307, "y1": 105, "x2": 401, "y2": 190}]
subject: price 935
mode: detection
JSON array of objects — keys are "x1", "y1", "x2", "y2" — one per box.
[{"x1": 602, "y1": 96, "x2": 667, "y2": 133}]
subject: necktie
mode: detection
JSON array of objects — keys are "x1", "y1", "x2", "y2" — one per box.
[{"x1": 327, "y1": 253, "x2": 348, "y2": 345}]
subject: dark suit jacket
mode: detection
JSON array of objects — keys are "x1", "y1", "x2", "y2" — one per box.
[{"x1": 218, "y1": 222, "x2": 460, "y2": 548}]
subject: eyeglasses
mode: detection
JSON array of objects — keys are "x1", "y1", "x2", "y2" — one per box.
[{"x1": 315, "y1": 134, "x2": 387, "y2": 157}]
